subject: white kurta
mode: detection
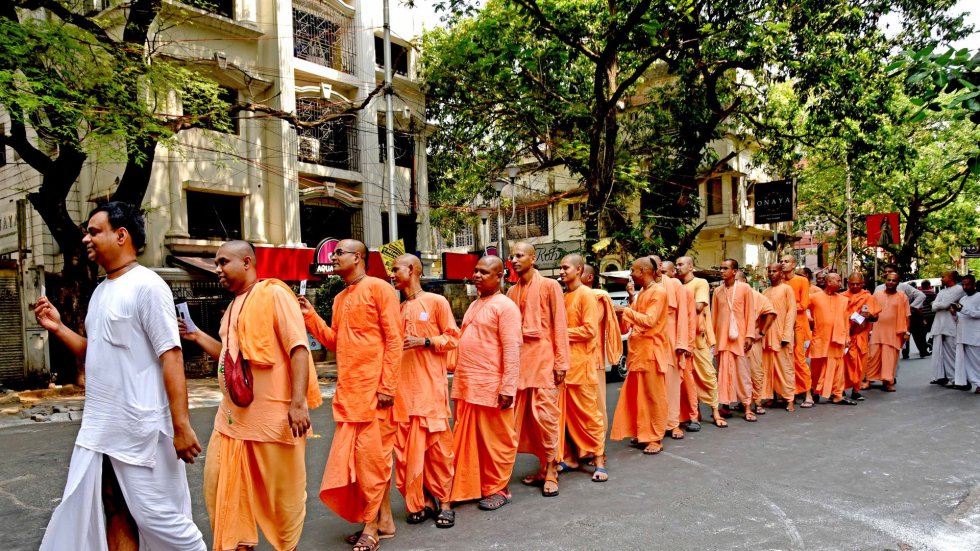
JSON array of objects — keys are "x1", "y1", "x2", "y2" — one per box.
[
  {"x1": 931, "y1": 285, "x2": 965, "y2": 380},
  {"x1": 40, "y1": 266, "x2": 205, "y2": 551},
  {"x1": 953, "y1": 292, "x2": 980, "y2": 386}
]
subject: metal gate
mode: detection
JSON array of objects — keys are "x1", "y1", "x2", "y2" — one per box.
[{"x1": 0, "y1": 275, "x2": 25, "y2": 382}]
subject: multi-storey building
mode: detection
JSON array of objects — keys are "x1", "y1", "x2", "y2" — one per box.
[{"x1": 0, "y1": 0, "x2": 432, "y2": 383}]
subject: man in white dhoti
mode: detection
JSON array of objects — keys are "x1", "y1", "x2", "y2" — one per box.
[
  {"x1": 34, "y1": 202, "x2": 205, "y2": 551},
  {"x1": 929, "y1": 271, "x2": 965, "y2": 387},
  {"x1": 952, "y1": 275, "x2": 980, "y2": 392}
]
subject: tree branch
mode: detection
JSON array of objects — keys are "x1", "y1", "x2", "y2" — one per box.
[
  {"x1": 14, "y1": 0, "x2": 116, "y2": 47},
  {"x1": 509, "y1": 0, "x2": 600, "y2": 61}
]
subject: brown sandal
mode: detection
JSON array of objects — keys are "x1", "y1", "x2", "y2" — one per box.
[{"x1": 352, "y1": 533, "x2": 381, "y2": 551}]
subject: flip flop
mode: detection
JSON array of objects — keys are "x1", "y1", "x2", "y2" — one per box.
[
  {"x1": 712, "y1": 418, "x2": 728, "y2": 428},
  {"x1": 642, "y1": 444, "x2": 663, "y2": 455},
  {"x1": 591, "y1": 467, "x2": 609, "y2": 482},
  {"x1": 345, "y1": 531, "x2": 394, "y2": 545},
  {"x1": 556, "y1": 461, "x2": 576, "y2": 474},
  {"x1": 352, "y1": 533, "x2": 381, "y2": 551},
  {"x1": 521, "y1": 473, "x2": 545, "y2": 487},
  {"x1": 800, "y1": 400, "x2": 814, "y2": 408},
  {"x1": 542, "y1": 476, "x2": 559, "y2": 497}
]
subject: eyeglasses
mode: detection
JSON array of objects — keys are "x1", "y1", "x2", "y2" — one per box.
[{"x1": 330, "y1": 249, "x2": 357, "y2": 258}]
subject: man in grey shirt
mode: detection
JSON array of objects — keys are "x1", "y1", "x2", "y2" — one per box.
[{"x1": 929, "y1": 271, "x2": 965, "y2": 386}]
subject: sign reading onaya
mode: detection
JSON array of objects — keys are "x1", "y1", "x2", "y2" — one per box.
[
  {"x1": 753, "y1": 180, "x2": 796, "y2": 224},
  {"x1": 866, "y1": 213, "x2": 900, "y2": 248}
]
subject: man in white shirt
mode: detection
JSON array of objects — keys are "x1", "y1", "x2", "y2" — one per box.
[
  {"x1": 951, "y1": 275, "x2": 980, "y2": 392},
  {"x1": 928, "y1": 271, "x2": 965, "y2": 386},
  {"x1": 35, "y1": 202, "x2": 205, "y2": 551}
]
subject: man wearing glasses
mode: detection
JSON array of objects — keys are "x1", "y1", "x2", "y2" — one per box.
[{"x1": 301, "y1": 240, "x2": 404, "y2": 551}]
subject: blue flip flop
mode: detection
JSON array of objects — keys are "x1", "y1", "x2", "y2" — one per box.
[
  {"x1": 592, "y1": 467, "x2": 609, "y2": 482},
  {"x1": 556, "y1": 461, "x2": 573, "y2": 474}
]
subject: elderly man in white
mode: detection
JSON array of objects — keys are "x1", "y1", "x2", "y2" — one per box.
[
  {"x1": 951, "y1": 275, "x2": 980, "y2": 392},
  {"x1": 929, "y1": 271, "x2": 965, "y2": 387}
]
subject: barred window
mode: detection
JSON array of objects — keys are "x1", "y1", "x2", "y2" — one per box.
[
  {"x1": 293, "y1": 3, "x2": 356, "y2": 74},
  {"x1": 453, "y1": 225, "x2": 474, "y2": 248},
  {"x1": 296, "y1": 98, "x2": 359, "y2": 171},
  {"x1": 490, "y1": 204, "x2": 549, "y2": 241},
  {"x1": 706, "y1": 178, "x2": 723, "y2": 215}
]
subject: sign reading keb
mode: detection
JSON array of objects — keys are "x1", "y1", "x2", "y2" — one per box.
[{"x1": 379, "y1": 239, "x2": 406, "y2": 275}]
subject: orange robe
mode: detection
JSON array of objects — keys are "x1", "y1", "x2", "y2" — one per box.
[
  {"x1": 393, "y1": 292, "x2": 459, "y2": 512},
  {"x1": 450, "y1": 293, "x2": 522, "y2": 501},
  {"x1": 787, "y1": 275, "x2": 812, "y2": 394},
  {"x1": 762, "y1": 283, "x2": 796, "y2": 402},
  {"x1": 661, "y1": 276, "x2": 690, "y2": 431},
  {"x1": 677, "y1": 282, "x2": 700, "y2": 424},
  {"x1": 610, "y1": 283, "x2": 670, "y2": 446},
  {"x1": 684, "y1": 277, "x2": 719, "y2": 410},
  {"x1": 205, "y1": 279, "x2": 322, "y2": 551},
  {"x1": 744, "y1": 289, "x2": 775, "y2": 404},
  {"x1": 506, "y1": 270, "x2": 570, "y2": 467},
  {"x1": 560, "y1": 285, "x2": 605, "y2": 458},
  {"x1": 867, "y1": 290, "x2": 910, "y2": 384},
  {"x1": 712, "y1": 282, "x2": 754, "y2": 406},
  {"x1": 591, "y1": 289, "x2": 623, "y2": 430},
  {"x1": 807, "y1": 291, "x2": 850, "y2": 399},
  {"x1": 304, "y1": 276, "x2": 403, "y2": 524},
  {"x1": 842, "y1": 290, "x2": 881, "y2": 390}
]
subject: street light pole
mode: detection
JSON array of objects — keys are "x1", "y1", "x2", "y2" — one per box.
[{"x1": 383, "y1": 0, "x2": 397, "y2": 242}]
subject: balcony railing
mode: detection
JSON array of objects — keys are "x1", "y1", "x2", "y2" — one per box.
[
  {"x1": 293, "y1": 1, "x2": 356, "y2": 75},
  {"x1": 296, "y1": 98, "x2": 359, "y2": 171}
]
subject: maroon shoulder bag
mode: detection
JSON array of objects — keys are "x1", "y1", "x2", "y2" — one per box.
[{"x1": 223, "y1": 286, "x2": 254, "y2": 407}]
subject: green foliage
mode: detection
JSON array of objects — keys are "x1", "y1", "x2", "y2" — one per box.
[{"x1": 0, "y1": 14, "x2": 230, "y2": 165}]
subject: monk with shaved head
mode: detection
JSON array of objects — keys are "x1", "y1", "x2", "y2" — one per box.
[
  {"x1": 508, "y1": 242, "x2": 570, "y2": 497},
  {"x1": 649, "y1": 257, "x2": 691, "y2": 440},
  {"x1": 781, "y1": 254, "x2": 814, "y2": 407},
  {"x1": 676, "y1": 256, "x2": 725, "y2": 428},
  {"x1": 762, "y1": 263, "x2": 797, "y2": 410},
  {"x1": 611, "y1": 257, "x2": 671, "y2": 454},
  {"x1": 386, "y1": 254, "x2": 460, "y2": 528},
  {"x1": 842, "y1": 273, "x2": 880, "y2": 400},
  {"x1": 450, "y1": 256, "x2": 522, "y2": 511},
  {"x1": 807, "y1": 273, "x2": 855, "y2": 404},
  {"x1": 557, "y1": 254, "x2": 608, "y2": 481},
  {"x1": 301, "y1": 239, "x2": 404, "y2": 550},
  {"x1": 182, "y1": 239, "x2": 320, "y2": 550}
]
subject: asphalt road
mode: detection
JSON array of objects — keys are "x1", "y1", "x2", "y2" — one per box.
[{"x1": 1, "y1": 356, "x2": 978, "y2": 551}]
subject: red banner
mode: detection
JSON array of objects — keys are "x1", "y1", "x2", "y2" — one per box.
[{"x1": 866, "y1": 213, "x2": 900, "y2": 248}]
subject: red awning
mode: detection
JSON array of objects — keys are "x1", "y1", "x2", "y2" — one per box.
[{"x1": 255, "y1": 246, "x2": 315, "y2": 282}]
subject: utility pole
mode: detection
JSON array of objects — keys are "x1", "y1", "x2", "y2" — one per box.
[
  {"x1": 383, "y1": 0, "x2": 398, "y2": 242},
  {"x1": 846, "y1": 155, "x2": 853, "y2": 273}
]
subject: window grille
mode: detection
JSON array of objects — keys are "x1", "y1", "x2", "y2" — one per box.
[
  {"x1": 293, "y1": 3, "x2": 356, "y2": 74},
  {"x1": 296, "y1": 97, "x2": 359, "y2": 171},
  {"x1": 490, "y1": 204, "x2": 549, "y2": 241},
  {"x1": 453, "y1": 225, "x2": 474, "y2": 248}
]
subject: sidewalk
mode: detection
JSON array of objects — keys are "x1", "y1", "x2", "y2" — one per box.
[{"x1": 0, "y1": 375, "x2": 337, "y2": 429}]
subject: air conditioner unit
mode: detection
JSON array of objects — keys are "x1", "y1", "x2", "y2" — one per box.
[{"x1": 298, "y1": 136, "x2": 319, "y2": 162}]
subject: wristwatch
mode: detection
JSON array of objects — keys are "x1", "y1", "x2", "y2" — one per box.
[{"x1": 424, "y1": 338, "x2": 431, "y2": 348}]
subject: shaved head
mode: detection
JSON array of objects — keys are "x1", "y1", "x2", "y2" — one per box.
[
  {"x1": 480, "y1": 255, "x2": 504, "y2": 273},
  {"x1": 393, "y1": 253, "x2": 422, "y2": 272},
  {"x1": 512, "y1": 241, "x2": 535, "y2": 256},
  {"x1": 219, "y1": 239, "x2": 256, "y2": 260},
  {"x1": 562, "y1": 253, "x2": 585, "y2": 268},
  {"x1": 339, "y1": 239, "x2": 367, "y2": 258},
  {"x1": 848, "y1": 272, "x2": 865, "y2": 283}
]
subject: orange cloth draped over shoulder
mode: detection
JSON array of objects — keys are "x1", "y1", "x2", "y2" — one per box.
[
  {"x1": 787, "y1": 274, "x2": 812, "y2": 394},
  {"x1": 762, "y1": 283, "x2": 796, "y2": 402},
  {"x1": 662, "y1": 276, "x2": 690, "y2": 430},
  {"x1": 507, "y1": 269, "x2": 570, "y2": 465},
  {"x1": 560, "y1": 285, "x2": 605, "y2": 457},
  {"x1": 842, "y1": 289, "x2": 881, "y2": 390},
  {"x1": 867, "y1": 290, "x2": 910, "y2": 383},
  {"x1": 393, "y1": 291, "x2": 459, "y2": 512},
  {"x1": 610, "y1": 283, "x2": 670, "y2": 445},
  {"x1": 206, "y1": 279, "x2": 321, "y2": 551},
  {"x1": 807, "y1": 291, "x2": 850, "y2": 399},
  {"x1": 450, "y1": 293, "x2": 522, "y2": 501},
  {"x1": 712, "y1": 282, "x2": 755, "y2": 406},
  {"x1": 304, "y1": 276, "x2": 403, "y2": 524},
  {"x1": 591, "y1": 289, "x2": 623, "y2": 427},
  {"x1": 745, "y1": 289, "x2": 775, "y2": 403}
]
